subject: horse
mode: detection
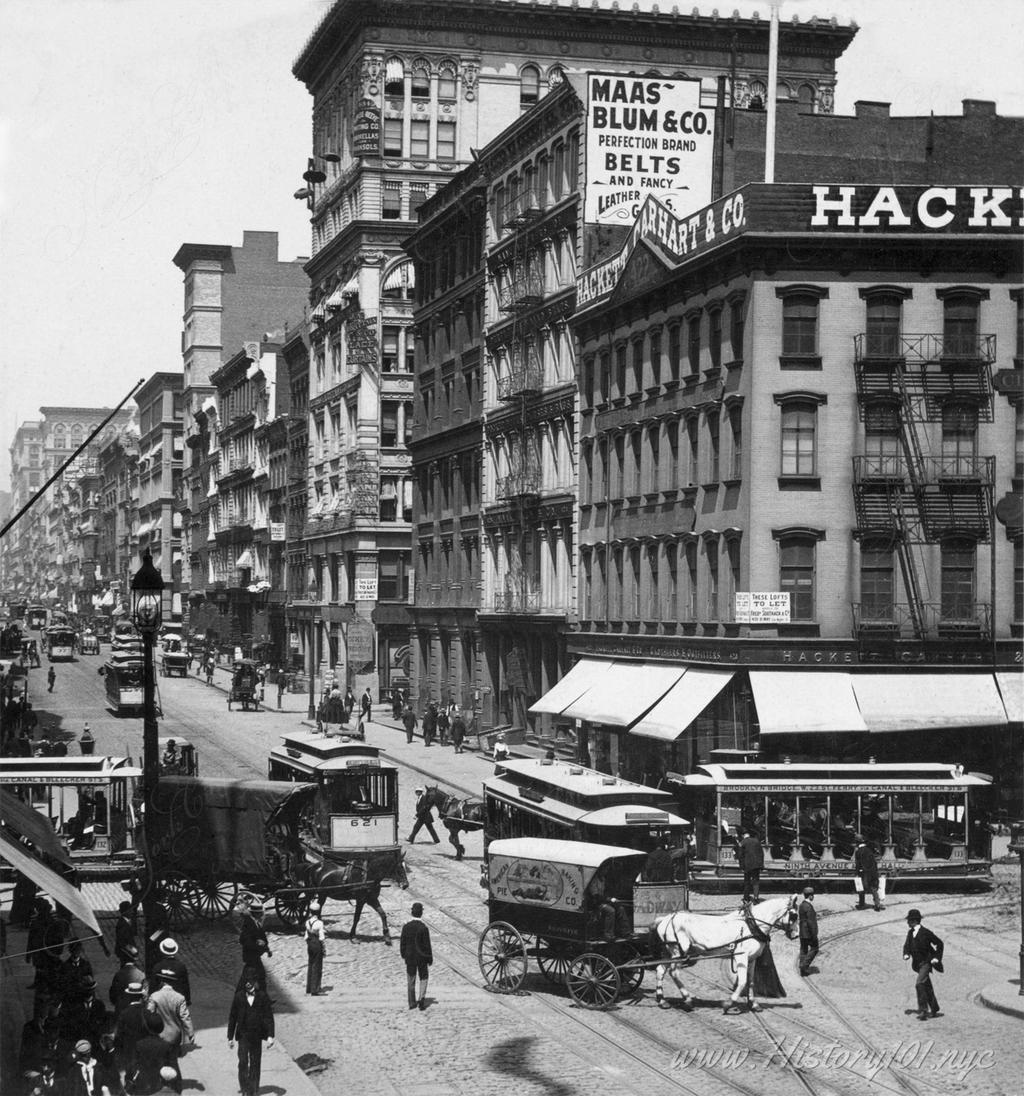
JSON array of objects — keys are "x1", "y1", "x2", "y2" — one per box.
[
  {"x1": 420, "y1": 786, "x2": 486, "y2": 860},
  {"x1": 650, "y1": 894, "x2": 800, "y2": 1013}
]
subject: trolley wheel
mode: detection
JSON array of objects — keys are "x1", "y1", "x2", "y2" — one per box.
[
  {"x1": 190, "y1": 879, "x2": 238, "y2": 920},
  {"x1": 478, "y1": 921, "x2": 527, "y2": 992},
  {"x1": 537, "y1": 938, "x2": 577, "y2": 986},
  {"x1": 274, "y1": 890, "x2": 310, "y2": 931},
  {"x1": 160, "y1": 872, "x2": 197, "y2": 932},
  {"x1": 567, "y1": 952, "x2": 621, "y2": 1010}
]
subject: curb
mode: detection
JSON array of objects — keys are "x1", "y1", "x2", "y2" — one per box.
[{"x1": 976, "y1": 985, "x2": 1024, "y2": 1021}]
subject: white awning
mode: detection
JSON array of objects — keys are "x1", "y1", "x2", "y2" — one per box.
[
  {"x1": 631, "y1": 669, "x2": 735, "y2": 741},
  {"x1": 528, "y1": 659, "x2": 611, "y2": 715},
  {"x1": 750, "y1": 671, "x2": 868, "y2": 735},
  {"x1": 851, "y1": 673, "x2": 1008, "y2": 733},
  {"x1": 561, "y1": 661, "x2": 684, "y2": 727},
  {"x1": 0, "y1": 833, "x2": 101, "y2": 937},
  {"x1": 996, "y1": 672, "x2": 1023, "y2": 723},
  {"x1": 235, "y1": 550, "x2": 254, "y2": 569},
  {"x1": 136, "y1": 520, "x2": 153, "y2": 538}
]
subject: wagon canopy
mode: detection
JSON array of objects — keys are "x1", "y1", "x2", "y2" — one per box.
[{"x1": 150, "y1": 777, "x2": 317, "y2": 878}]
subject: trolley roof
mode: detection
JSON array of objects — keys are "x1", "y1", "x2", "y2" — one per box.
[
  {"x1": 0, "y1": 756, "x2": 142, "y2": 783},
  {"x1": 485, "y1": 758, "x2": 676, "y2": 802},
  {"x1": 272, "y1": 730, "x2": 390, "y2": 770},
  {"x1": 488, "y1": 837, "x2": 648, "y2": 869},
  {"x1": 674, "y1": 762, "x2": 992, "y2": 790}
]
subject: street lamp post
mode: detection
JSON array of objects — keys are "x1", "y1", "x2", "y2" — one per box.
[
  {"x1": 1010, "y1": 823, "x2": 1024, "y2": 995},
  {"x1": 131, "y1": 551, "x2": 164, "y2": 862}
]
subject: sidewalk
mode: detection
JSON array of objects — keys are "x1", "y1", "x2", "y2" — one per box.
[
  {"x1": 977, "y1": 977, "x2": 1024, "y2": 1020},
  {"x1": 0, "y1": 919, "x2": 320, "y2": 1096}
]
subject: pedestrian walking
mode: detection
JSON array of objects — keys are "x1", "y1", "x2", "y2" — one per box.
[
  {"x1": 58, "y1": 938, "x2": 95, "y2": 999},
  {"x1": 237, "y1": 900, "x2": 271, "y2": 989},
  {"x1": 47, "y1": 666, "x2": 56, "y2": 692},
  {"x1": 124, "y1": 1010, "x2": 177, "y2": 1096},
  {"x1": 141, "y1": 891, "x2": 170, "y2": 976},
  {"x1": 360, "y1": 686, "x2": 373, "y2": 721},
  {"x1": 108, "y1": 947, "x2": 146, "y2": 1017},
  {"x1": 737, "y1": 828, "x2": 764, "y2": 902},
  {"x1": 402, "y1": 704, "x2": 418, "y2": 744},
  {"x1": 450, "y1": 707, "x2": 466, "y2": 754},
  {"x1": 407, "y1": 788, "x2": 440, "y2": 845},
  {"x1": 903, "y1": 909, "x2": 943, "y2": 1020},
  {"x1": 152, "y1": 938, "x2": 191, "y2": 1005},
  {"x1": 148, "y1": 973, "x2": 194, "y2": 1093},
  {"x1": 492, "y1": 732, "x2": 510, "y2": 773},
  {"x1": 422, "y1": 703, "x2": 437, "y2": 747},
  {"x1": 391, "y1": 688, "x2": 403, "y2": 720},
  {"x1": 113, "y1": 983, "x2": 150, "y2": 1083},
  {"x1": 853, "y1": 834, "x2": 885, "y2": 910},
  {"x1": 276, "y1": 673, "x2": 286, "y2": 710},
  {"x1": 436, "y1": 705, "x2": 450, "y2": 747},
  {"x1": 798, "y1": 886, "x2": 819, "y2": 975},
  {"x1": 399, "y1": 902, "x2": 433, "y2": 1010},
  {"x1": 114, "y1": 900, "x2": 138, "y2": 963},
  {"x1": 62, "y1": 1038, "x2": 119, "y2": 1096},
  {"x1": 227, "y1": 967, "x2": 275, "y2": 1096},
  {"x1": 204, "y1": 657, "x2": 214, "y2": 685},
  {"x1": 304, "y1": 904, "x2": 326, "y2": 995}
]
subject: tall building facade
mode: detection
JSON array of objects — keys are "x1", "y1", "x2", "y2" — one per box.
[
  {"x1": 173, "y1": 231, "x2": 309, "y2": 624},
  {"x1": 292, "y1": 0, "x2": 854, "y2": 703}
]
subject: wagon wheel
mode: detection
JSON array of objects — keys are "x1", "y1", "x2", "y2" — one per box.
[
  {"x1": 160, "y1": 871, "x2": 197, "y2": 932},
  {"x1": 189, "y1": 879, "x2": 238, "y2": 920},
  {"x1": 567, "y1": 952, "x2": 621, "y2": 1010},
  {"x1": 611, "y1": 941, "x2": 645, "y2": 994},
  {"x1": 537, "y1": 938, "x2": 577, "y2": 986},
  {"x1": 478, "y1": 921, "x2": 527, "y2": 992},
  {"x1": 274, "y1": 889, "x2": 310, "y2": 932}
]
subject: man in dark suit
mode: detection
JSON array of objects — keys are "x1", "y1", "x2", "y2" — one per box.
[
  {"x1": 114, "y1": 901, "x2": 138, "y2": 964},
  {"x1": 124, "y1": 1010, "x2": 177, "y2": 1095},
  {"x1": 60, "y1": 1039, "x2": 119, "y2": 1096},
  {"x1": 903, "y1": 909, "x2": 943, "y2": 1020},
  {"x1": 227, "y1": 967, "x2": 276, "y2": 1096},
  {"x1": 399, "y1": 902, "x2": 433, "y2": 1010},
  {"x1": 737, "y1": 829, "x2": 764, "y2": 902},
  {"x1": 798, "y1": 886, "x2": 819, "y2": 975},
  {"x1": 853, "y1": 834, "x2": 884, "y2": 911},
  {"x1": 237, "y1": 901, "x2": 271, "y2": 989}
]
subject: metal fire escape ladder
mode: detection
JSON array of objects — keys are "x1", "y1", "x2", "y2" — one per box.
[{"x1": 893, "y1": 359, "x2": 929, "y2": 638}]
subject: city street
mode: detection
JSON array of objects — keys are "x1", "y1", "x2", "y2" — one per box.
[{"x1": 2, "y1": 652, "x2": 1020, "y2": 1096}]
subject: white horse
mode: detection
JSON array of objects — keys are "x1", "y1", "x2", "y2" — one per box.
[{"x1": 651, "y1": 894, "x2": 799, "y2": 1013}]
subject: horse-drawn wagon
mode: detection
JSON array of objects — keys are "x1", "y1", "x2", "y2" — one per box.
[
  {"x1": 478, "y1": 837, "x2": 797, "y2": 1012},
  {"x1": 227, "y1": 659, "x2": 262, "y2": 711}
]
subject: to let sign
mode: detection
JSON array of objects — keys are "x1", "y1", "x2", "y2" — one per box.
[{"x1": 734, "y1": 592, "x2": 791, "y2": 624}]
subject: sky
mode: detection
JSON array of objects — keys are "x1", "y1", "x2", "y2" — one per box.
[{"x1": 1, "y1": 0, "x2": 1021, "y2": 485}]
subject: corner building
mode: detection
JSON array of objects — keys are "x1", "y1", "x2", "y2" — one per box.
[{"x1": 567, "y1": 180, "x2": 1023, "y2": 813}]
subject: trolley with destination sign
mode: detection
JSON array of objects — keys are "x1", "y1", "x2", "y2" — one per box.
[
  {"x1": 670, "y1": 762, "x2": 995, "y2": 886},
  {"x1": 45, "y1": 625, "x2": 77, "y2": 661},
  {"x1": 478, "y1": 837, "x2": 690, "y2": 1009},
  {"x1": 483, "y1": 757, "x2": 690, "y2": 852}
]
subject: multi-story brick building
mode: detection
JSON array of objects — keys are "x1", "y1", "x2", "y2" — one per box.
[
  {"x1": 563, "y1": 174, "x2": 1022, "y2": 808},
  {"x1": 292, "y1": 0, "x2": 854, "y2": 705},
  {"x1": 173, "y1": 230, "x2": 309, "y2": 622},
  {"x1": 95, "y1": 428, "x2": 139, "y2": 618},
  {"x1": 134, "y1": 374, "x2": 185, "y2": 619}
]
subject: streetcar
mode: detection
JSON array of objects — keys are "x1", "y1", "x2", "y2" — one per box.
[
  {"x1": 483, "y1": 758, "x2": 690, "y2": 851},
  {"x1": 268, "y1": 730, "x2": 401, "y2": 874},
  {"x1": 670, "y1": 761, "x2": 995, "y2": 886},
  {"x1": 159, "y1": 632, "x2": 190, "y2": 677},
  {"x1": 45, "y1": 625, "x2": 77, "y2": 661},
  {"x1": 0, "y1": 755, "x2": 142, "y2": 873},
  {"x1": 26, "y1": 605, "x2": 48, "y2": 630},
  {"x1": 100, "y1": 649, "x2": 160, "y2": 715}
]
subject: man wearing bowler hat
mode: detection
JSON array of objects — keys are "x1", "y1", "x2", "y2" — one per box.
[
  {"x1": 228, "y1": 966, "x2": 275, "y2": 1096},
  {"x1": 903, "y1": 909, "x2": 943, "y2": 1020},
  {"x1": 399, "y1": 902, "x2": 433, "y2": 1010},
  {"x1": 797, "y1": 886, "x2": 819, "y2": 976}
]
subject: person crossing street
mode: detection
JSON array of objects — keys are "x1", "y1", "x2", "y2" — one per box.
[
  {"x1": 798, "y1": 886, "x2": 819, "y2": 976},
  {"x1": 399, "y1": 903, "x2": 433, "y2": 1010},
  {"x1": 903, "y1": 909, "x2": 943, "y2": 1020},
  {"x1": 407, "y1": 788, "x2": 440, "y2": 844}
]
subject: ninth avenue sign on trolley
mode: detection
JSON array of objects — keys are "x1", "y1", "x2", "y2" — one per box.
[{"x1": 585, "y1": 73, "x2": 714, "y2": 226}]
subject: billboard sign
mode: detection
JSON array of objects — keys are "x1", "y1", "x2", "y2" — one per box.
[{"x1": 585, "y1": 74, "x2": 714, "y2": 227}]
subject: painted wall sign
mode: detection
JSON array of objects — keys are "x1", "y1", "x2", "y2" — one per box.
[
  {"x1": 488, "y1": 855, "x2": 585, "y2": 911},
  {"x1": 353, "y1": 99, "x2": 381, "y2": 156},
  {"x1": 585, "y1": 74, "x2": 713, "y2": 227},
  {"x1": 735, "y1": 592, "x2": 791, "y2": 624}
]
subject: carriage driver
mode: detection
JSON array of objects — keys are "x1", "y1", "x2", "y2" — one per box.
[{"x1": 586, "y1": 868, "x2": 631, "y2": 941}]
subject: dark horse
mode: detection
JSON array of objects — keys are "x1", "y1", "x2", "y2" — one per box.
[{"x1": 421, "y1": 786, "x2": 485, "y2": 860}]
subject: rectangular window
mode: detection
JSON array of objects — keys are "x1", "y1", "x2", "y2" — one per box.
[
  {"x1": 646, "y1": 426, "x2": 660, "y2": 493},
  {"x1": 941, "y1": 404, "x2": 977, "y2": 476},
  {"x1": 668, "y1": 325, "x2": 681, "y2": 383},
  {"x1": 706, "y1": 542, "x2": 719, "y2": 620},
  {"x1": 598, "y1": 351, "x2": 610, "y2": 405},
  {"x1": 438, "y1": 69, "x2": 457, "y2": 100},
  {"x1": 728, "y1": 406, "x2": 742, "y2": 479},
  {"x1": 667, "y1": 422, "x2": 678, "y2": 489},
  {"x1": 612, "y1": 548, "x2": 624, "y2": 619},
  {"x1": 684, "y1": 542, "x2": 698, "y2": 621},
  {"x1": 615, "y1": 345, "x2": 627, "y2": 400},
  {"x1": 382, "y1": 326, "x2": 400, "y2": 372},
  {"x1": 730, "y1": 299, "x2": 745, "y2": 361},
  {"x1": 409, "y1": 186, "x2": 428, "y2": 218},
  {"x1": 860, "y1": 544, "x2": 894, "y2": 621},
  {"x1": 613, "y1": 435, "x2": 625, "y2": 498},
  {"x1": 383, "y1": 118, "x2": 403, "y2": 157},
  {"x1": 709, "y1": 308, "x2": 723, "y2": 369},
  {"x1": 630, "y1": 546, "x2": 641, "y2": 618},
  {"x1": 943, "y1": 296, "x2": 979, "y2": 357},
  {"x1": 379, "y1": 552, "x2": 410, "y2": 600},
  {"x1": 381, "y1": 402, "x2": 399, "y2": 447},
  {"x1": 666, "y1": 543, "x2": 678, "y2": 620},
  {"x1": 630, "y1": 431, "x2": 642, "y2": 496},
  {"x1": 436, "y1": 122, "x2": 456, "y2": 161},
  {"x1": 781, "y1": 403, "x2": 817, "y2": 476},
  {"x1": 782, "y1": 295, "x2": 819, "y2": 356},
  {"x1": 631, "y1": 340, "x2": 644, "y2": 392},
  {"x1": 865, "y1": 296, "x2": 902, "y2": 357},
  {"x1": 780, "y1": 537, "x2": 815, "y2": 620},
  {"x1": 726, "y1": 538, "x2": 740, "y2": 619},
  {"x1": 941, "y1": 540, "x2": 975, "y2": 621},
  {"x1": 706, "y1": 412, "x2": 720, "y2": 483},
  {"x1": 410, "y1": 120, "x2": 429, "y2": 159},
  {"x1": 382, "y1": 183, "x2": 402, "y2": 220},
  {"x1": 687, "y1": 315, "x2": 701, "y2": 375},
  {"x1": 685, "y1": 417, "x2": 699, "y2": 485},
  {"x1": 647, "y1": 545, "x2": 660, "y2": 619},
  {"x1": 649, "y1": 331, "x2": 662, "y2": 387}
]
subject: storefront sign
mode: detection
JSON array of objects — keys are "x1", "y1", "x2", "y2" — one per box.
[
  {"x1": 354, "y1": 576, "x2": 378, "y2": 601},
  {"x1": 269, "y1": 523, "x2": 286, "y2": 542},
  {"x1": 633, "y1": 884, "x2": 688, "y2": 931},
  {"x1": 585, "y1": 74, "x2": 713, "y2": 227},
  {"x1": 734, "y1": 592, "x2": 790, "y2": 624}
]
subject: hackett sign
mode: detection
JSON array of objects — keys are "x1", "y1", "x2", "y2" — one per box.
[{"x1": 576, "y1": 183, "x2": 1023, "y2": 311}]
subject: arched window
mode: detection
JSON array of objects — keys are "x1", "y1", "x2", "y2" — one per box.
[
  {"x1": 437, "y1": 61, "x2": 457, "y2": 100},
  {"x1": 382, "y1": 260, "x2": 416, "y2": 301},
  {"x1": 520, "y1": 65, "x2": 540, "y2": 109},
  {"x1": 70, "y1": 424, "x2": 84, "y2": 448},
  {"x1": 798, "y1": 83, "x2": 816, "y2": 111},
  {"x1": 411, "y1": 60, "x2": 430, "y2": 100},
  {"x1": 384, "y1": 57, "x2": 405, "y2": 99},
  {"x1": 748, "y1": 80, "x2": 767, "y2": 111},
  {"x1": 53, "y1": 425, "x2": 67, "y2": 449}
]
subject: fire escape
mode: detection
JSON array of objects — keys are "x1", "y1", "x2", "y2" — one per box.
[
  {"x1": 852, "y1": 331, "x2": 996, "y2": 641},
  {"x1": 494, "y1": 184, "x2": 543, "y2": 614}
]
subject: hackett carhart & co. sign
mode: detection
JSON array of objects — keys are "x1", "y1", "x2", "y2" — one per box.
[{"x1": 577, "y1": 183, "x2": 1024, "y2": 310}]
